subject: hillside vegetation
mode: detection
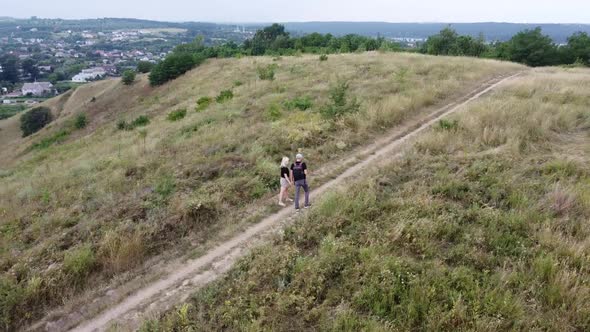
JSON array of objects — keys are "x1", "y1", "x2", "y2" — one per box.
[
  {"x1": 0, "y1": 52, "x2": 521, "y2": 329},
  {"x1": 144, "y1": 68, "x2": 590, "y2": 331}
]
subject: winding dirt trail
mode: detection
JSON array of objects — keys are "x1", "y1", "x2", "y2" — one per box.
[{"x1": 34, "y1": 72, "x2": 521, "y2": 332}]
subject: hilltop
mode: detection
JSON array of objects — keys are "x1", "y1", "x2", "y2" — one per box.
[{"x1": 0, "y1": 52, "x2": 524, "y2": 330}]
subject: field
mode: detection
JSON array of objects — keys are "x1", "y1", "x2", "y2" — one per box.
[
  {"x1": 0, "y1": 52, "x2": 522, "y2": 329},
  {"x1": 144, "y1": 68, "x2": 590, "y2": 331},
  {"x1": 0, "y1": 104, "x2": 26, "y2": 120}
]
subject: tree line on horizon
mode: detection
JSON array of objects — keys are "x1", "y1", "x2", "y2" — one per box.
[{"x1": 142, "y1": 23, "x2": 590, "y2": 86}]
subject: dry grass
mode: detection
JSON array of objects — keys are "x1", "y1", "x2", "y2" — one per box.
[
  {"x1": 0, "y1": 52, "x2": 522, "y2": 329},
  {"x1": 143, "y1": 68, "x2": 590, "y2": 331}
]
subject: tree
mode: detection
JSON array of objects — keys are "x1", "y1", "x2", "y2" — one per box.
[
  {"x1": 20, "y1": 107, "x2": 52, "y2": 137},
  {"x1": 136, "y1": 61, "x2": 153, "y2": 73},
  {"x1": 149, "y1": 52, "x2": 203, "y2": 86},
  {"x1": 0, "y1": 55, "x2": 20, "y2": 84},
  {"x1": 502, "y1": 28, "x2": 559, "y2": 67},
  {"x1": 21, "y1": 59, "x2": 39, "y2": 81},
  {"x1": 248, "y1": 24, "x2": 290, "y2": 55},
  {"x1": 423, "y1": 27, "x2": 459, "y2": 55},
  {"x1": 122, "y1": 69, "x2": 136, "y2": 85},
  {"x1": 564, "y1": 32, "x2": 590, "y2": 65}
]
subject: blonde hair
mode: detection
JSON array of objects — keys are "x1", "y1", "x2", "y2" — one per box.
[{"x1": 280, "y1": 157, "x2": 290, "y2": 168}]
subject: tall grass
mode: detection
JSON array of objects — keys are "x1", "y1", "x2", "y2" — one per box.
[
  {"x1": 144, "y1": 68, "x2": 590, "y2": 331},
  {"x1": 0, "y1": 53, "x2": 522, "y2": 329}
]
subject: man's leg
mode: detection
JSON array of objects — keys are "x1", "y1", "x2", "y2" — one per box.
[{"x1": 295, "y1": 182, "x2": 301, "y2": 209}]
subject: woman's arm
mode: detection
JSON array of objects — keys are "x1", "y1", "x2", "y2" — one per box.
[{"x1": 283, "y1": 173, "x2": 292, "y2": 184}]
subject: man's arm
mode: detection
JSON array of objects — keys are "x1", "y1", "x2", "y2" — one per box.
[{"x1": 290, "y1": 169, "x2": 294, "y2": 183}]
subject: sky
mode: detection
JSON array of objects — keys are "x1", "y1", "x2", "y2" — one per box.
[{"x1": 3, "y1": 0, "x2": 590, "y2": 24}]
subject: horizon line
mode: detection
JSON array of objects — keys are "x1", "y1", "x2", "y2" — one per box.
[{"x1": 2, "y1": 16, "x2": 590, "y2": 25}]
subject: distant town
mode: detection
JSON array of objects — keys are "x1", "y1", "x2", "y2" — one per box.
[
  {"x1": 2, "y1": 17, "x2": 589, "y2": 115},
  {"x1": 0, "y1": 17, "x2": 257, "y2": 111}
]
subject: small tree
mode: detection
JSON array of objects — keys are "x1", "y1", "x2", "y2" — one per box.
[
  {"x1": 320, "y1": 81, "x2": 360, "y2": 118},
  {"x1": 74, "y1": 113, "x2": 88, "y2": 129},
  {"x1": 196, "y1": 96, "x2": 212, "y2": 111},
  {"x1": 122, "y1": 70, "x2": 136, "y2": 85},
  {"x1": 257, "y1": 64, "x2": 277, "y2": 81},
  {"x1": 216, "y1": 90, "x2": 234, "y2": 103},
  {"x1": 20, "y1": 107, "x2": 52, "y2": 137},
  {"x1": 136, "y1": 61, "x2": 154, "y2": 73}
]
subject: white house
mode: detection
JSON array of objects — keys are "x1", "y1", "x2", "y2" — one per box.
[
  {"x1": 72, "y1": 67, "x2": 107, "y2": 83},
  {"x1": 22, "y1": 82, "x2": 54, "y2": 96}
]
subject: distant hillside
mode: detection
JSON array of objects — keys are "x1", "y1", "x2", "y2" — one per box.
[{"x1": 282, "y1": 22, "x2": 590, "y2": 43}]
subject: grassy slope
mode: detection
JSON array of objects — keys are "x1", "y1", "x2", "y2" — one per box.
[
  {"x1": 0, "y1": 52, "x2": 521, "y2": 329},
  {"x1": 144, "y1": 68, "x2": 590, "y2": 331}
]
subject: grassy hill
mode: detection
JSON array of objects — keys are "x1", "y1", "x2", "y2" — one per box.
[
  {"x1": 0, "y1": 52, "x2": 522, "y2": 329},
  {"x1": 143, "y1": 67, "x2": 590, "y2": 331}
]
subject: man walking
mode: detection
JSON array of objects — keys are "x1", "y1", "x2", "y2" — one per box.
[{"x1": 290, "y1": 153, "x2": 310, "y2": 211}]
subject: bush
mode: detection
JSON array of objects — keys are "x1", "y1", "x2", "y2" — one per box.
[
  {"x1": 74, "y1": 113, "x2": 87, "y2": 129},
  {"x1": 117, "y1": 120, "x2": 130, "y2": 131},
  {"x1": 20, "y1": 106, "x2": 52, "y2": 137},
  {"x1": 320, "y1": 81, "x2": 360, "y2": 118},
  {"x1": 63, "y1": 245, "x2": 96, "y2": 285},
  {"x1": 149, "y1": 52, "x2": 205, "y2": 86},
  {"x1": 137, "y1": 61, "x2": 154, "y2": 73},
  {"x1": 117, "y1": 115, "x2": 150, "y2": 131},
  {"x1": 216, "y1": 90, "x2": 234, "y2": 103},
  {"x1": 30, "y1": 130, "x2": 70, "y2": 150},
  {"x1": 167, "y1": 108, "x2": 187, "y2": 122},
  {"x1": 131, "y1": 115, "x2": 150, "y2": 128},
  {"x1": 437, "y1": 119, "x2": 459, "y2": 131},
  {"x1": 266, "y1": 104, "x2": 282, "y2": 121},
  {"x1": 257, "y1": 64, "x2": 278, "y2": 81},
  {"x1": 319, "y1": 54, "x2": 329, "y2": 61},
  {"x1": 196, "y1": 96, "x2": 212, "y2": 112},
  {"x1": 285, "y1": 96, "x2": 313, "y2": 111},
  {"x1": 122, "y1": 69, "x2": 136, "y2": 85}
]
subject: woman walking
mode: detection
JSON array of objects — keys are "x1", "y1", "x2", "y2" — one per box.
[{"x1": 279, "y1": 157, "x2": 293, "y2": 206}]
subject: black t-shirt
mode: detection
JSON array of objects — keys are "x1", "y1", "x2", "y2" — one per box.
[
  {"x1": 290, "y1": 162, "x2": 307, "y2": 181},
  {"x1": 280, "y1": 167, "x2": 289, "y2": 179}
]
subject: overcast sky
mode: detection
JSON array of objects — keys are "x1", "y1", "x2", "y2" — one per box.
[{"x1": 4, "y1": 0, "x2": 590, "y2": 23}]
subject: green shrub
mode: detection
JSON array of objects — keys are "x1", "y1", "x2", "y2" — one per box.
[
  {"x1": 216, "y1": 90, "x2": 234, "y2": 103},
  {"x1": 117, "y1": 115, "x2": 150, "y2": 131},
  {"x1": 196, "y1": 96, "x2": 212, "y2": 111},
  {"x1": 438, "y1": 119, "x2": 459, "y2": 131},
  {"x1": 257, "y1": 64, "x2": 278, "y2": 81},
  {"x1": 319, "y1": 54, "x2": 329, "y2": 61},
  {"x1": 167, "y1": 108, "x2": 187, "y2": 121},
  {"x1": 117, "y1": 120, "x2": 130, "y2": 131},
  {"x1": 149, "y1": 52, "x2": 205, "y2": 86},
  {"x1": 74, "y1": 113, "x2": 88, "y2": 129},
  {"x1": 233, "y1": 80, "x2": 243, "y2": 87},
  {"x1": 63, "y1": 245, "x2": 96, "y2": 284},
  {"x1": 131, "y1": 115, "x2": 150, "y2": 128},
  {"x1": 20, "y1": 106, "x2": 52, "y2": 137},
  {"x1": 266, "y1": 104, "x2": 282, "y2": 121},
  {"x1": 285, "y1": 96, "x2": 313, "y2": 111},
  {"x1": 30, "y1": 130, "x2": 70, "y2": 150},
  {"x1": 122, "y1": 69, "x2": 136, "y2": 85},
  {"x1": 320, "y1": 81, "x2": 360, "y2": 118},
  {"x1": 0, "y1": 276, "x2": 25, "y2": 330}
]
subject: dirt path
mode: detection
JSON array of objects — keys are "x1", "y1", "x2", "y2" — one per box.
[{"x1": 35, "y1": 72, "x2": 521, "y2": 332}]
